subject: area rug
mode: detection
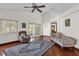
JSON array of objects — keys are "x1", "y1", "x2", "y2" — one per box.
[{"x1": 4, "y1": 40, "x2": 55, "y2": 56}]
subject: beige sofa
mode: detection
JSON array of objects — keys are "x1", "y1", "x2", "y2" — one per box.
[{"x1": 51, "y1": 32, "x2": 76, "y2": 48}]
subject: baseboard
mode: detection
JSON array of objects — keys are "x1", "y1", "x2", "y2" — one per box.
[
  {"x1": 42, "y1": 35, "x2": 51, "y2": 38},
  {"x1": 75, "y1": 47, "x2": 79, "y2": 51}
]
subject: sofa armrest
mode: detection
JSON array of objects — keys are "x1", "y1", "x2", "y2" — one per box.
[
  {"x1": 63, "y1": 36, "x2": 76, "y2": 46},
  {"x1": 67, "y1": 37, "x2": 76, "y2": 44}
]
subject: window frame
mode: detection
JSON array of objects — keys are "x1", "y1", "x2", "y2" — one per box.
[
  {"x1": 0, "y1": 18, "x2": 18, "y2": 34},
  {"x1": 28, "y1": 23, "x2": 41, "y2": 35}
]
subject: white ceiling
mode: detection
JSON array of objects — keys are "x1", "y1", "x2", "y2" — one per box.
[{"x1": 0, "y1": 3, "x2": 78, "y2": 14}]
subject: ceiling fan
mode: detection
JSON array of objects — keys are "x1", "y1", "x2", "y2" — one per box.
[{"x1": 24, "y1": 3, "x2": 45, "y2": 13}]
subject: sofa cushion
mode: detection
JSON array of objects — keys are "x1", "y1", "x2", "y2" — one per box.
[
  {"x1": 61, "y1": 34, "x2": 66, "y2": 39},
  {"x1": 55, "y1": 32, "x2": 62, "y2": 38}
]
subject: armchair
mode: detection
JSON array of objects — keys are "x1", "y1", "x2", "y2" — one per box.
[{"x1": 19, "y1": 31, "x2": 30, "y2": 43}]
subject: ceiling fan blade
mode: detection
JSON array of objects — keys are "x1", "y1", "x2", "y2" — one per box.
[
  {"x1": 32, "y1": 8, "x2": 35, "y2": 12},
  {"x1": 36, "y1": 8, "x2": 42, "y2": 13},
  {"x1": 37, "y1": 5, "x2": 45, "y2": 8},
  {"x1": 24, "y1": 6, "x2": 33, "y2": 8}
]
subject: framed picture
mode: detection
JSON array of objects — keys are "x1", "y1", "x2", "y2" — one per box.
[
  {"x1": 51, "y1": 26, "x2": 55, "y2": 33},
  {"x1": 51, "y1": 22, "x2": 57, "y2": 33},
  {"x1": 22, "y1": 23, "x2": 26, "y2": 28},
  {"x1": 65, "y1": 18, "x2": 70, "y2": 27}
]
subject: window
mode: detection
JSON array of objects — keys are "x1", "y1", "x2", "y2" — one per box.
[
  {"x1": 29, "y1": 24, "x2": 33, "y2": 35},
  {"x1": 28, "y1": 23, "x2": 41, "y2": 35},
  {"x1": 34, "y1": 24, "x2": 41, "y2": 35},
  {"x1": 0, "y1": 19, "x2": 18, "y2": 33}
]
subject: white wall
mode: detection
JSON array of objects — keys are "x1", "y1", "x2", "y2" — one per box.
[
  {"x1": 56, "y1": 7, "x2": 79, "y2": 48},
  {"x1": 42, "y1": 11, "x2": 51, "y2": 36},
  {"x1": 42, "y1": 5, "x2": 79, "y2": 48},
  {"x1": 0, "y1": 32, "x2": 18, "y2": 44},
  {"x1": 0, "y1": 9, "x2": 42, "y2": 44},
  {"x1": 42, "y1": 11, "x2": 58, "y2": 36},
  {"x1": 43, "y1": 21, "x2": 51, "y2": 36}
]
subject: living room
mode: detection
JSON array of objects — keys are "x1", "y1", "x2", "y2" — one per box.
[{"x1": 0, "y1": 3, "x2": 79, "y2": 56}]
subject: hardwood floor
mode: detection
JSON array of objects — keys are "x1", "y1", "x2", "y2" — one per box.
[
  {"x1": 0, "y1": 41, "x2": 79, "y2": 56},
  {"x1": 43, "y1": 43, "x2": 79, "y2": 56},
  {"x1": 0, "y1": 41, "x2": 20, "y2": 55}
]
